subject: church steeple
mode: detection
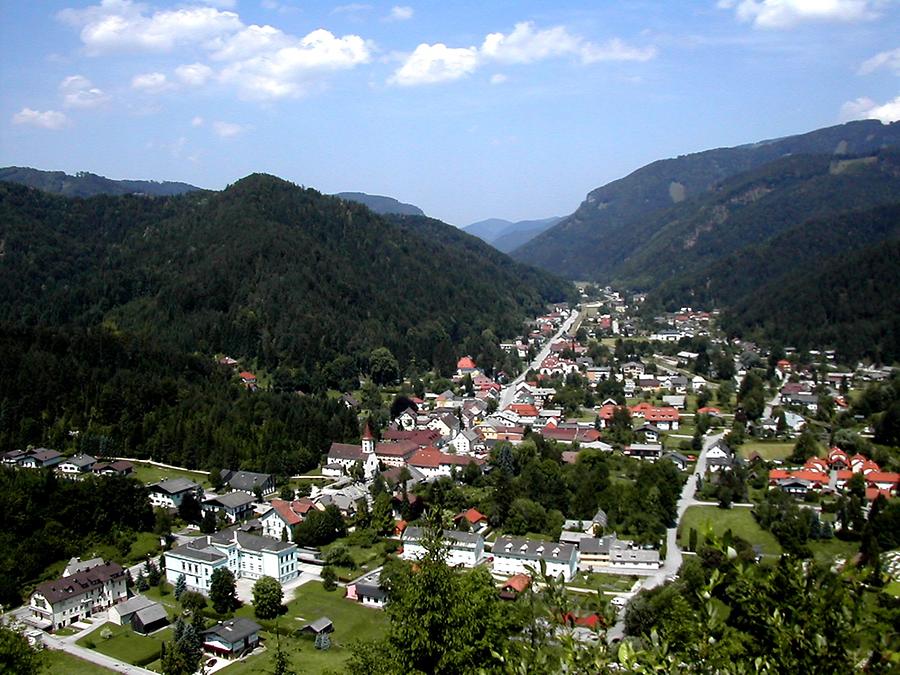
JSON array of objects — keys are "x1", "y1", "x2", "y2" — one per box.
[{"x1": 362, "y1": 420, "x2": 375, "y2": 454}]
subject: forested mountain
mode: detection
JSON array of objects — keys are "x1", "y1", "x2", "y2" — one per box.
[
  {"x1": 722, "y1": 240, "x2": 900, "y2": 362},
  {"x1": 0, "y1": 166, "x2": 200, "y2": 198},
  {"x1": 465, "y1": 216, "x2": 561, "y2": 253},
  {"x1": 334, "y1": 191, "x2": 425, "y2": 216},
  {"x1": 614, "y1": 150, "x2": 900, "y2": 289},
  {"x1": 512, "y1": 119, "x2": 900, "y2": 280},
  {"x1": 1, "y1": 174, "x2": 571, "y2": 382}
]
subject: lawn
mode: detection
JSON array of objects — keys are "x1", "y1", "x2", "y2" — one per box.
[
  {"x1": 808, "y1": 538, "x2": 859, "y2": 566},
  {"x1": 885, "y1": 581, "x2": 900, "y2": 598},
  {"x1": 42, "y1": 650, "x2": 115, "y2": 674},
  {"x1": 678, "y1": 506, "x2": 782, "y2": 556},
  {"x1": 131, "y1": 461, "x2": 211, "y2": 488},
  {"x1": 572, "y1": 572, "x2": 638, "y2": 593},
  {"x1": 739, "y1": 442, "x2": 795, "y2": 462},
  {"x1": 321, "y1": 535, "x2": 386, "y2": 581},
  {"x1": 77, "y1": 622, "x2": 173, "y2": 667},
  {"x1": 227, "y1": 581, "x2": 389, "y2": 675}
]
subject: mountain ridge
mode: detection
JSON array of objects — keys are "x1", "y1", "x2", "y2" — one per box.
[{"x1": 0, "y1": 166, "x2": 201, "y2": 198}]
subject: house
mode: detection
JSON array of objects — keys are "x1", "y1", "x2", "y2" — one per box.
[
  {"x1": 428, "y1": 413, "x2": 461, "y2": 438},
  {"x1": 314, "y1": 482, "x2": 369, "y2": 517},
  {"x1": 165, "y1": 529, "x2": 299, "y2": 594},
  {"x1": 91, "y1": 460, "x2": 134, "y2": 476},
  {"x1": 203, "y1": 618, "x2": 262, "y2": 659},
  {"x1": 499, "y1": 574, "x2": 532, "y2": 601},
  {"x1": 407, "y1": 447, "x2": 484, "y2": 480},
  {"x1": 108, "y1": 595, "x2": 169, "y2": 634},
  {"x1": 621, "y1": 361, "x2": 645, "y2": 377},
  {"x1": 346, "y1": 570, "x2": 388, "y2": 608},
  {"x1": 29, "y1": 561, "x2": 127, "y2": 631},
  {"x1": 662, "y1": 451, "x2": 690, "y2": 472},
  {"x1": 220, "y1": 470, "x2": 275, "y2": 496},
  {"x1": 202, "y1": 491, "x2": 256, "y2": 523},
  {"x1": 578, "y1": 535, "x2": 629, "y2": 571},
  {"x1": 148, "y1": 478, "x2": 203, "y2": 509},
  {"x1": 260, "y1": 498, "x2": 318, "y2": 541},
  {"x1": 624, "y1": 444, "x2": 664, "y2": 461},
  {"x1": 450, "y1": 429, "x2": 482, "y2": 456},
  {"x1": 18, "y1": 448, "x2": 64, "y2": 469},
  {"x1": 630, "y1": 403, "x2": 680, "y2": 430},
  {"x1": 636, "y1": 423, "x2": 662, "y2": 443},
  {"x1": 608, "y1": 548, "x2": 661, "y2": 570},
  {"x1": 56, "y1": 454, "x2": 97, "y2": 478},
  {"x1": 453, "y1": 508, "x2": 488, "y2": 533},
  {"x1": 401, "y1": 527, "x2": 484, "y2": 568},
  {"x1": 239, "y1": 372, "x2": 258, "y2": 389},
  {"x1": 661, "y1": 395, "x2": 685, "y2": 410},
  {"x1": 63, "y1": 557, "x2": 106, "y2": 577},
  {"x1": 456, "y1": 356, "x2": 479, "y2": 378},
  {"x1": 492, "y1": 537, "x2": 578, "y2": 582},
  {"x1": 375, "y1": 440, "x2": 420, "y2": 468}
]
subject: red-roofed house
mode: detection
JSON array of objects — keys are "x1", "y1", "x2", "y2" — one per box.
[
  {"x1": 260, "y1": 498, "x2": 319, "y2": 541},
  {"x1": 408, "y1": 448, "x2": 484, "y2": 480},
  {"x1": 453, "y1": 508, "x2": 488, "y2": 532},
  {"x1": 865, "y1": 472, "x2": 900, "y2": 494},
  {"x1": 499, "y1": 574, "x2": 532, "y2": 600}
]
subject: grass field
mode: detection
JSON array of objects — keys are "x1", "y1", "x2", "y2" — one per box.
[
  {"x1": 77, "y1": 622, "x2": 173, "y2": 666},
  {"x1": 226, "y1": 581, "x2": 389, "y2": 674},
  {"x1": 739, "y1": 442, "x2": 794, "y2": 461},
  {"x1": 573, "y1": 572, "x2": 638, "y2": 593},
  {"x1": 42, "y1": 650, "x2": 115, "y2": 674},
  {"x1": 885, "y1": 581, "x2": 900, "y2": 598},
  {"x1": 678, "y1": 506, "x2": 782, "y2": 556},
  {"x1": 807, "y1": 538, "x2": 859, "y2": 566},
  {"x1": 131, "y1": 461, "x2": 211, "y2": 488}
]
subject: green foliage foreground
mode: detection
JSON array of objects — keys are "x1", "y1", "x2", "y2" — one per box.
[{"x1": 345, "y1": 513, "x2": 900, "y2": 674}]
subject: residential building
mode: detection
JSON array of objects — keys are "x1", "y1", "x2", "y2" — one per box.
[
  {"x1": 56, "y1": 454, "x2": 97, "y2": 479},
  {"x1": 148, "y1": 478, "x2": 203, "y2": 509},
  {"x1": 259, "y1": 498, "x2": 318, "y2": 541},
  {"x1": 346, "y1": 569, "x2": 388, "y2": 608},
  {"x1": 220, "y1": 470, "x2": 275, "y2": 496},
  {"x1": 17, "y1": 448, "x2": 64, "y2": 469},
  {"x1": 108, "y1": 595, "x2": 169, "y2": 634},
  {"x1": 492, "y1": 537, "x2": 578, "y2": 582},
  {"x1": 202, "y1": 491, "x2": 256, "y2": 523},
  {"x1": 401, "y1": 527, "x2": 484, "y2": 568},
  {"x1": 29, "y1": 561, "x2": 127, "y2": 631},
  {"x1": 202, "y1": 618, "x2": 262, "y2": 658}
]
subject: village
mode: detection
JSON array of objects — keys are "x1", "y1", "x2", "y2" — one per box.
[{"x1": 3, "y1": 286, "x2": 899, "y2": 674}]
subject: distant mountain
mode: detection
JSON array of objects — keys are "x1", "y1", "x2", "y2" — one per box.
[
  {"x1": 511, "y1": 120, "x2": 900, "y2": 280},
  {"x1": 334, "y1": 191, "x2": 425, "y2": 216},
  {"x1": 0, "y1": 174, "x2": 571, "y2": 382},
  {"x1": 0, "y1": 166, "x2": 200, "y2": 198},
  {"x1": 465, "y1": 216, "x2": 562, "y2": 252}
]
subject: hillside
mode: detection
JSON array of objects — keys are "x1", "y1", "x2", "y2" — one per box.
[
  {"x1": 615, "y1": 150, "x2": 900, "y2": 290},
  {"x1": 0, "y1": 175, "x2": 571, "y2": 383},
  {"x1": 0, "y1": 166, "x2": 200, "y2": 198},
  {"x1": 465, "y1": 216, "x2": 561, "y2": 252},
  {"x1": 722, "y1": 239, "x2": 900, "y2": 362},
  {"x1": 511, "y1": 120, "x2": 900, "y2": 280},
  {"x1": 335, "y1": 191, "x2": 425, "y2": 216}
]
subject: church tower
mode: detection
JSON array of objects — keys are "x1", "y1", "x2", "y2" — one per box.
[{"x1": 362, "y1": 420, "x2": 375, "y2": 455}]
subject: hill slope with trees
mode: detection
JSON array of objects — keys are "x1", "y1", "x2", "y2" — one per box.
[
  {"x1": 511, "y1": 119, "x2": 900, "y2": 280},
  {"x1": 0, "y1": 166, "x2": 200, "y2": 197}
]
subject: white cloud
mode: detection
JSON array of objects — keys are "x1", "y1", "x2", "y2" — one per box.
[
  {"x1": 388, "y1": 6, "x2": 413, "y2": 21},
  {"x1": 390, "y1": 21, "x2": 656, "y2": 86},
  {"x1": 59, "y1": 74, "x2": 110, "y2": 108},
  {"x1": 719, "y1": 0, "x2": 878, "y2": 29},
  {"x1": 218, "y1": 29, "x2": 371, "y2": 99},
  {"x1": 175, "y1": 63, "x2": 214, "y2": 86},
  {"x1": 859, "y1": 47, "x2": 900, "y2": 75},
  {"x1": 389, "y1": 43, "x2": 479, "y2": 86},
  {"x1": 58, "y1": 0, "x2": 243, "y2": 54},
  {"x1": 209, "y1": 24, "x2": 294, "y2": 61},
  {"x1": 490, "y1": 73, "x2": 508, "y2": 85},
  {"x1": 131, "y1": 72, "x2": 173, "y2": 93},
  {"x1": 192, "y1": 115, "x2": 205, "y2": 127},
  {"x1": 12, "y1": 108, "x2": 69, "y2": 129},
  {"x1": 840, "y1": 95, "x2": 900, "y2": 123},
  {"x1": 212, "y1": 120, "x2": 245, "y2": 137}
]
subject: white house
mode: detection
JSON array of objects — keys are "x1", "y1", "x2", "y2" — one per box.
[
  {"x1": 202, "y1": 491, "x2": 256, "y2": 523},
  {"x1": 56, "y1": 454, "x2": 96, "y2": 479},
  {"x1": 259, "y1": 498, "x2": 318, "y2": 542},
  {"x1": 401, "y1": 527, "x2": 485, "y2": 568},
  {"x1": 165, "y1": 529, "x2": 299, "y2": 595},
  {"x1": 202, "y1": 618, "x2": 261, "y2": 659},
  {"x1": 450, "y1": 429, "x2": 481, "y2": 456},
  {"x1": 29, "y1": 561, "x2": 127, "y2": 631},
  {"x1": 148, "y1": 478, "x2": 203, "y2": 509},
  {"x1": 492, "y1": 537, "x2": 578, "y2": 582}
]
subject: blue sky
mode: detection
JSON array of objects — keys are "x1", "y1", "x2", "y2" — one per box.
[{"x1": 1, "y1": 0, "x2": 898, "y2": 225}]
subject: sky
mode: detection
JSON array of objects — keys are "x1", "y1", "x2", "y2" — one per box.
[{"x1": 1, "y1": 1, "x2": 898, "y2": 226}]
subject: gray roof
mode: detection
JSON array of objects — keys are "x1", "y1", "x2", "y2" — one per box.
[
  {"x1": 404, "y1": 527, "x2": 482, "y2": 546},
  {"x1": 328, "y1": 443, "x2": 363, "y2": 461},
  {"x1": 610, "y1": 548, "x2": 660, "y2": 565},
  {"x1": 134, "y1": 603, "x2": 168, "y2": 626},
  {"x1": 578, "y1": 535, "x2": 625, "y2": 555},
  {"x1": 494, "y1": 537, "x2": 575, "y2": 562},
  {"x1": 203, "y1": 618, "x2": 261, "y2": 643},
  {"x1": 150, "y1": 478, "x2": 201, "y2": 495},
  {"x1": 305, "y1": 617, "x2": 333, "y2": 633},
  {"x1": 205, "y1": 491, "x2": 255, "y2": 509},
  {"x1": 65, "y1": 557, "x2": 105, "y2": 576},
  {"x1": 114, "y1": 594, "x2": 156, "y2": 617},
  {"x1": 355, "y1": 583, "x2": 387, "y2": 600},
  {"x1": 62, "y1": 454, "x2": 96, "y2": 468},
  {"x1": 222, "y1": 470, "x2": 272, "y2": 492},
  {"x1": 168, "y1": 539, "x2": 227, "y2": 564},
  {"x1": 210, "y1": 529, "x2": 295, "y2": 553}
]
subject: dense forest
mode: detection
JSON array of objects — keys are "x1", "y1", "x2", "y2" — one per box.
[
  {"x1": 0, "y1": 175, "x2": 571, "y2": 380},
  {"x1": 0, "y1": 166, "x2": 200, "y2": 197},
  {"x1": 512, "y1": 119, "x2": 900, "y2": 280}
]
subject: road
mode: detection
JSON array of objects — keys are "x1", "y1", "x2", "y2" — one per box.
[
  {"x1": 35, "y1": 616, "x2": 157, "y2": 674},
  {"x1": 499, "y1": 309, "x2": 580, "y2": 409},
  {"x1": 606, "y1": 431, "x2": 725, "y2": 642}
]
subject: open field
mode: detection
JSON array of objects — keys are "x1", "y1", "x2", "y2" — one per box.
[
  {"x1": 226, "y1": 581, "x2": 389, "y2": 674},
  {"x1": 678, "y1": 506, "x2": 782, "y2": 556},
  {"x1": 739, "y1": 442, "x2": 794, "y2": 461},
  {"x1": 131, "y1": 461, "x2": 211, "y2": 489},
  {"x1": 42, "y1": 650, "x2": 115, "y2": 674},
  {"x1": 573, "y1": 572, "x2": 638, "y2": 593},
  {"x1": 77, "y1": 622, "x2": 173, "y2": 667}
]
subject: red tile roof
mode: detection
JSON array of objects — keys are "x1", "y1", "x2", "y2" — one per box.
[
  {"x1": 502, "y1": 574, "x2": 531, "y2": 594},
  {"x1": 454, "y1": 507, "x2": 487, "y2": 525},
  {"x1": 457, "y1": 356, "x2": 477, "y2": 370}
]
